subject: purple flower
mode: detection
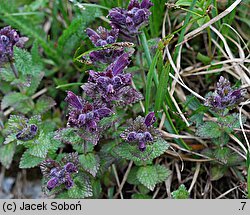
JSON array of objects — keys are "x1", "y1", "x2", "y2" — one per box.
[
  {"x1": 47, "y1": 177, "x2": 59, "y2": 191},
  {"x1": 16, "y1": 124, "x2": 38, "y2": 141},
  {"x1": 65, "y1": 91, "x2": 112, "y2": 144},
  {"x1": 86, "y1": 26, "x2": 124, "y2": 64},
  {"x1": 81, "y1": 53, "x2": 143, "y2": 108},
  {"x1": 108, "y1": 0, "x2": 153, "y2": 40},
  {"x1": 120, "y1": 112, "x2": 159, "y2": 152},
  {"x1": 0, "y1": 26, "x2": 19, "y2": 65},
  {"x1": 204, "y1": 76, "x2": 245, "y2": 110},
  {"x1": 40, "y1": 153, "x2": 79, "y2": 192},
  {"x1": 86, "y1": 26, "x2": 119, "y2": 47}
]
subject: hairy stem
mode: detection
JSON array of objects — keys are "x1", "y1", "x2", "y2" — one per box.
[{"x1": 8, "y1": 59, "x2": 18, "y2": 78}]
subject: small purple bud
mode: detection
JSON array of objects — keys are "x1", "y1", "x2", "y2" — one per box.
[
  {"x1": 112, "y1": 76, "x2": 123, "y2": 87},
  {"x1": 78, "y1": 114, "x2": 86, "y2": 125},
  {"x1": 138, "y1": 141, "x2": 146, "y2": 152},
  {"x1": 111, "y1": 53, "x2": 130, "y2": 76},
  {"x1": 107, "y1": 36, "x2": 115, "y2": 44},
  {"x1": 65, "y1": 91, "x2": 83, "y2": 110},
  {"x1": 30, "y1": 124, "x2": 38, "y2": 133},
  {"x1": 87, "y1": 120, "x2": 98, "y2": 132},
  {"x1": 127, "y1": 131, "x2": 137, "y2": 142},
  {"x1": 64, "y1": 162, "x2": 78, "y2": 173},
  {"x1": 144, "y1": 112, "x2": 156, "y2": 127},
  {"x1": 49, "y1": 168, "x2": 59, "y2": 177},
  {"x1": 95, "y1": 108, "x2": 112, "y2": 118},
  {"x1": 136, "y1": 132, "x2": 144, "y2": 140},
  {"x1": 106, "y1": 84, "x2": 115, "y2": 94},
  {"x1": 144, "y1": 131, "x2": 153, "y2": 141},
  {"x1": 64, "y1": 174, "x2": 74, "y2": 189},
  {"x1": 141, "y1": 0, "x2": 154, "y2": 9},
  {"x1": 47, "y1": 177, "x2": 59, "y2": 191}
]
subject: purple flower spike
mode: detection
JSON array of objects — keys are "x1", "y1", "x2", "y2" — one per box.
[
  {"x1": 120, "y1": 115, "x2": 160, "y2": 152},
  {"x1": 86, "y1": 26, "x2": 119, "y2": 47},
  {"x1": 40, "y1": 153, "x2": 79, "y2": 192},
  {"x1": 82, "y1": 53, "x2": 143, "y2": 108},
  {"x1": 144, "y1": 112, "x2": 156, "y2": 127},
  {"x1": 204, "y1": 76, "x2": 245, "y2": 110},
  {"x1": 86, "y1": 26, "x2": 124, "y2": 64},
  {"x1": 108, "y1": 0, "x2": 153, "y2": 40},
  {"x1": 47, "y1": 177, "x2": 59, "y2": 191}
]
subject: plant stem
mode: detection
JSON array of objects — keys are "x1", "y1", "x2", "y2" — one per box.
[{"x1": 8, "y1": 59, "x2": 18, "y2": 78}]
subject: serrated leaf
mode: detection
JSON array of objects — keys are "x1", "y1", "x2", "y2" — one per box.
[
  {"x1": 34, "y1": 95, "x2": 56, "y2": 114},
  {"x1": 14, "y1": 47, "x2": 32, "y2": 75},
  {"x1": 196, "y1": 121, "x2": 222, "y2": 138},
  {"x1": 19, "y1": 150, "x2": 44, "y2": 168},
  {"x1": 0, "y1": 67, "x2": 15, "y2": 82},
  {"x1": 79, "y1": 153, "x2": 100, "y2": 177},
  {"x1": 155, "y1": 164, "x2": 171, "y2": 183},
  {"x1": 127, "y1": 166, "x2": 140, "y2": 185},
  {"x1": 55, "y1": 128, "x2": 83, "y2": 145},
  {"x1": 136, "y1": 165, "x2": 158, "y2": 191},
  {"x1": 0, "y1": 142, "x2": 16, "y2": 169},
  {"x1": 136, "y1": 164, "x2": 170, "y2": 191},
  {"x1": 25, "y1": 132, "x2": 50, "y2": 158},
  {"x1": 58, "y1": 7, "x2": 102, "y2": 56},
  {"x1": 113, "y1": 138, "x2": 169, "y2": 162},
  {"x1": 1, "y1": 92, "x2": 33, "y2": 114},
  {"x1": 26, "y1": 72, "x2": 44, "y2": 96},
  {"x1": 3, "y1": 133, "x2": 16, "y2": 145},
  {"x1": 171, "y1": 184, "x2": 189, "y2": 199}
]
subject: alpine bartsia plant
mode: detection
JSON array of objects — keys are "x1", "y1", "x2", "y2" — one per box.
[
  {"x1": 120, "y1": 112, "x2": 159, "y2": 152},
  {"x1": 82, "y1": 53, "x2": 143, "y2": 108},
  {"x1": 40, "y1": 153, "x2": 79, "y2": 191},
  {"x1": 204, "y1": 76, "x2": 244, "y2": 111},
  {"x1": 65, "y1": 91, "x2": 113, "y2": 144},
  {"x1": 108, "y1": 0, "x2": 153, "y2": 40},
  {"x1": 86, "y1": 26, "x2": 124, "y2": 64}
]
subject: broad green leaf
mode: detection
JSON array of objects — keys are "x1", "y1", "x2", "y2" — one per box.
[
  {"x1": 196, "y1": 121, "x2": 222, "y2": 138},
  {"x1": 211, "y1": 165, "x2": 227, "y2": 181},
  {"x1": 0, "y1": 142, "x2": 16, "y2": 169},
  {"x1": 13, "y1": 47, "x2": 32, "y2": 75},
  {"x1": 137, "y1": 165, "x2": 158, "y2": 191},
  {"x1": 127, "y1": 166, "x2": 140, "y2": 185},
  {"x1": 171, "y1": 184, "x2": 189, "y2": 199},
  {"x1": 25, "y1": 131, "x2": 51, "y2": 158},
  {"x1": 79, "y1": 153, "x2": 100, "y2": 177},
  {"x1": 1, "y1": 92, "x2": 34, "y2": 114},
  {"x1": 136, "y1": 164, "x2": 170, "y2": 191},
  {"x1": 34, "y1": 95, "x2": 56, "y2": 114},
  {"x1": 55, "y1": 128, "x2": 83, "y2": 145},
  {"x1": 19, "y1": 150, "x2": 44, "y2": 168},
  {"x1": 113, "y1": 138, "x2": 169, "y2": 162}
]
